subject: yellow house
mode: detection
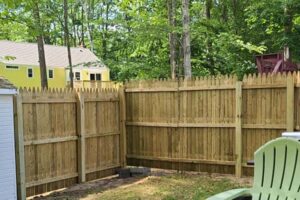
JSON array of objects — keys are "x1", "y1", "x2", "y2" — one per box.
[{"x1": 0, "y1": 40, "x2": 110, "y2": 88}]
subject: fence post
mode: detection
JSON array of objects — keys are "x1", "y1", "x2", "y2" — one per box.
[
  {"x1": 286, "y1": 74, "x2": 294, "y2": 132},
  {"x1": 76, "y1": 91, "x2": 86, "y2": 182},
  {"x1": 235, "y1": 81, "x2": 243, "y2": 178},
  {"x1": 14, "y1": 94, "x2": 26, "y2": 200},
  {"x1": 119, "y1": 85, "x2": 127, "y2": 167}
]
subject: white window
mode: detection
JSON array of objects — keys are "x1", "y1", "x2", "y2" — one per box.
[
  {"x1": 5, "y1": 65, "x2": 19, "y2": 70},
  {"x1": 48, "y1": 69, "x2": 54, "y2": 79},
  {"x1": 27, "y1": 68, "x2": 33, "y2": 78},
  {"x1": 90, "y1": 73, "x2": 101, "y2": 81},
  {"x1": 74, "y1": 72, "x2": 80, "y2": 80}
]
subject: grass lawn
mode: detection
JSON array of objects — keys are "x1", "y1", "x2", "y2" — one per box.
[
  {"x1": 97, "y1": 174, "x2": 250, "y2": 200},
  {"x1": 31, "y1": 170, "x2": 252, "y2": 200}
]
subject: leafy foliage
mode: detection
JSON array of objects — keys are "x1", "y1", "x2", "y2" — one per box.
[{"x1": 1, "y1": 0, "x2": 299, "y2": 81}]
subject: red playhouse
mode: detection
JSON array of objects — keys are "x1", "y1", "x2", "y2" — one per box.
[{"x1": 255, "y1": 48, "x2": 298, "y2": 73}]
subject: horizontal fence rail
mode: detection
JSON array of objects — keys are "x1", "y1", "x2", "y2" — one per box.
[{"x1": 125, "y1": 73, "x2": 300, "y2": 178}]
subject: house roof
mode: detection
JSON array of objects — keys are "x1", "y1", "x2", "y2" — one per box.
[
  {"x1": 0, "y1": 40, "x2": 106, "y2": 68},
  {"x1": 0, "y1": 76, "x2": 16, "y2": 89}
]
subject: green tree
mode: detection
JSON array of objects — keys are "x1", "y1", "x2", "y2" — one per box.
[{"x1": 1, "y1": 0, "x2": 300, "y2": 82}]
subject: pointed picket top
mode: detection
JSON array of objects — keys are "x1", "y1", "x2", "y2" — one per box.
[
  {"x1": 229, "y1": 74, "x2": 237, "y2": 85},
  {"x1": 287, "y1": 71, "x2": 293, "y2": 80},
  {"x1": 209, "y1": 75, "x2": 215, "y2": 86},
  {"x1": 210, "y1": 75, "x2": 216, "y2": 86},
  {"x1": 34, "y1": 87, "x2": 39, "y2": 93},
  {"x1": 242, "y1": 74, "x2": 248, "y2": 82},
  {"x1": 243, "y1": 73, "x2": 252, "y2": 85},
  {"x1": 261, "y1": 73, "x2": 267, "y2": 84},
  {"x1": 249, "y1": 73, "x2": 255, "y2": 81},
  {"x1": 40, "y1": 87, "x2": 45, "y2": 95},
  {"x1": 296, "y1": 72, "x2": 300, "y2": 85},
  {"x1": 204, "y1": 75, "x2": 210, "y2": 82},
  {"x1": 282, "y1": 72, "x2": 287, "y2": 79},
  {"x1": 244, "y1": 74, "x2": 250, "y2": 83},
  {"x1": 19, "y1": 87, "x2": 25, "y2": 97},
  {"x1": 49, "y1": 88, "x2": 54, "y2": 94},
  {"x1": 19, "y1": 87, "x2": 24, "y2": 93},
  {"x1": 69, "y1": 88, "x2": 75, "y2": 94},
  {"x1": 273, "y1": 72, "x2": 281, "y2": 84}
]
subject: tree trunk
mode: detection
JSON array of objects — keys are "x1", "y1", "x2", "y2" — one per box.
[
  {"x1": 206, "y1": 0, "x2": 215, "y2": 75},
  {"x1": 64, "y1": 0, "x2": 74, "y2": 88},
  {"x1": 168, "y1": 0, "x2": 177, "y2": 79},
  {"x1": 206, "y1": 0, "x2": 211, "y2": 19},
  {"x1": 70, "y1": 5, "x2": 77, "y2": 46},
  {"x1": 182, "y1": 0, "x2": 191, "y2": 78},
  {"x1": 102, "y1": 0, "x2": 110, "y2": 60},
  {"x1": 284, "y1": 2, "x2": 293, "y2": 47},
  {"x1": 32, "y1": 1, "x2": 48, "y2": 88},
  {"x1": 232, "y1": 0, "x2": 239, "y2": 34},
  {"x1": 82, "y1": 0, "x2": 94, "y2": 52},
  {"x1": 81, "y1": 5, "x2": 85, "y2": 47},
  {"x1": 221, "y1": 0, "x2": 228, "y2": 22}
]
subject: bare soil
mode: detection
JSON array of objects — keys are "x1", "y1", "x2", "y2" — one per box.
[{"x1": 28, "y1": 169, "x2": 253, "y2": 200}]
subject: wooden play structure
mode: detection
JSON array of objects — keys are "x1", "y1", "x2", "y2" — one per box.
[{"x1": 256, "y1": 48, "x2": 298, "y2": 74}]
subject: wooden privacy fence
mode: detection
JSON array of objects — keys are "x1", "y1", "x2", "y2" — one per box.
[
  {"x1": 13, "y1": 72, "x2": 300, "y2": 199},
  {"x1": 73, "y1": 80, "x2": 121, "y2": 89},
  {"x1": 125, "y1": 73, "x2": 300, "y2": 178},
  {"x1": 14, "y1": 88, "x2": 126, "y2": 199}
]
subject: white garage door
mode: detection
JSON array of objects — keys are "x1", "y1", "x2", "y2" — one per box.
[{"x1": 0, "y1": 95, "x2": 17, "y2": 199}]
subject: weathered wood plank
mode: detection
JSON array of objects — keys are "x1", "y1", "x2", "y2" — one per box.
[
  {"x1": 286, "y1": 74, "x2": 294, "y2": 131},
  {"x1": 242, "y1": 124, "x2": 286, "y2": 129},
  {"x1": 24, "y1": 136, "x2": 78, "y2": 146},
  {"x1": 126, "y1": 121, "x2": 235, "y2": 128},
  {"x1": 127, "y1": 154, "x2": 235, "y2": 166},
  {"x1": 86, "y1": 164, "x2": 121, "y2": 174},
  {"x1": 77, "y1": 92, "x2": 86, "y2": 183},
  {"x1": 25, "y1": 173, "x2": 78, "y2": 188},
  {"x1": 119, "y1": 86, "x2": 127, "y2": 167},
  {"x1": 235, "y1": 81, "x2": 243, "y2": 178},
  {"x1": 14, "y1": 94, "x2": 26, "y2": 200},
  {"x1": 125, "y1": 88, "x2": 178, "y2": 93},
  {"x1": 85, "y1": 132, "x2": 120, "y2": 139}
]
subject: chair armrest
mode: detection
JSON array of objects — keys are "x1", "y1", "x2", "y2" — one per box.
[{"x1": 207, "y1": 188, "x2": 251, "y2": 200}]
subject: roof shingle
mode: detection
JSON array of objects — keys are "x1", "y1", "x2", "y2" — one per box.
[
  {"x1": 0, "y1": 76, "x2": 16, "y2": 89},
  {"x1": 0, "y1": 40, "x2": 105, "y2": 68}
]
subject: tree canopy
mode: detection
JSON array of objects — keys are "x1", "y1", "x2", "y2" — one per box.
[{"x1": 1, "y1": 0, "x2": 300, "y2": 81}]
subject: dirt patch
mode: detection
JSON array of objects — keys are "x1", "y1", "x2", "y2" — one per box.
[{"x1": 28, "y1": 169, "x2": 253, "y2": 200}]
